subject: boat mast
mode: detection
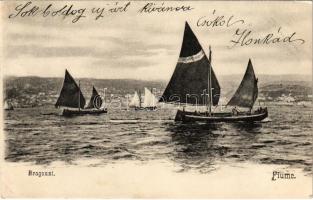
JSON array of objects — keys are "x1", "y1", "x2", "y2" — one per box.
[
  {"x1": 103, "y1": 88, "x2": 107, "y2": 108},
  {"x1": 151, "y1": 88, "x2": 155, "y2": 106},
  {"x1": 78, "y1": 80, "x2": 81, "y2": 111},
  {"x1": 208, "y1": 46, "x2": 213, "y2": 116},
  {"x1": 138, "y1": 89, "x2": 142, "y2": 108}
]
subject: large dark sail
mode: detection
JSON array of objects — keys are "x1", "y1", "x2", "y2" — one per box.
[
  {"x1": 85, "y1": 86, "x2": 102, "y2": 109},
  {"x1": 55, "y1": 69, "x2": 85, "y2": 108},
  {"x1": 227, "y1": 59, "x2": 258, "y2": 108},
  {"x1": 159, "y1": 22, "x2": 220, "y2": 105}
]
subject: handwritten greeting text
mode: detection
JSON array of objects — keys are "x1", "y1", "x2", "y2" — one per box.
[
  {"x1": 197, "y1": 10, "x2": 245, "y2": 28},
  {"x1": 7, "y1": 1, "x2": 305, "y2": 48},
  {"x1": 8, "y1": 1, "x2": 193, "y2": 23}
]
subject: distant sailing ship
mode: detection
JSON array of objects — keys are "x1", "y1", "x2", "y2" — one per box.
[
  {"x1": 159, "y1": 22, "x2": 268, "y2": 123},
  {"x1": 55, "y1": 69, "x2": 107, "y2": 116},
  {"x1": 129, "y1": 87, "x2": 158, "y2": 110},
  {"x1": 4, "y1": 100, "x2": 14, "y2": 111}
]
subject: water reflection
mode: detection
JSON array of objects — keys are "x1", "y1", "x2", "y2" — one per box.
[
  {"x1": 231, "y1": 122, "x2": 263, "y2": 132},
  {"x1": 224, "y1": 123, "x2": 263, "y2": 162},
  {"x1": 165, "y1": 122, "x2": 264, "y2": 173},
  {"x1": 165, "y1": 123, "x2": 222, "y2": 173}
]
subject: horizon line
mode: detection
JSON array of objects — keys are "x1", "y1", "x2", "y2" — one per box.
[{"x1": 3, "y1": 73, "x2": 313, "y2": 81}]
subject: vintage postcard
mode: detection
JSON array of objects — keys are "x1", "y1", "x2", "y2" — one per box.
[{"x1": 0, "y1": 0, "x2": 312, "y2": 198}]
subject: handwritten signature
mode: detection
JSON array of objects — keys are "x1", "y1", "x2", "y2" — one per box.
[
  {"x1": 229, "y1": 27, "x2": 305, "y2": 48},
  {"x1": 195, "y1": 10, "x2": 305, "y2": 48}
]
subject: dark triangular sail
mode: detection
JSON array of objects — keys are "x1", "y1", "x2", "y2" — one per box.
[
  {"x1": 227, "y1": 59, "x2": 258, "y2": 108},
  {"x1": 85, "y1": 86, "x2": 102, "y2": 109},
  {"x1": 55, "y1": 69, "x2": 85, "y2": 108},
  {"x1": 159, "y1": 22, "x2": 220, "y2": 105}
]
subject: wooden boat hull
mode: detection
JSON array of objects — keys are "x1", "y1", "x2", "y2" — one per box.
[
  {"x1": 62, "y1": 108, "x2": 107, "y2": 117},
  {"x1": 175, "y1": 107, "x2": 268, "y2": 123}
]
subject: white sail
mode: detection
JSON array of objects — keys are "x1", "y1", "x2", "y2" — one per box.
[
  {"x1": 4, "y1": 100, "x2": 13, "y2": 110},
  {"x1": 4, "y1": 101, "x2": 8, "y2": 109},
  {"x1": 129, "y1": 91, "x2": 140, "y2": 107},
  {"x1": 142, "y1": 88, "x2": 158, "y2": 108}
]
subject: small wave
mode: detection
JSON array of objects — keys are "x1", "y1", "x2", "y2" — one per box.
[
  {"x1": 294, "y1": 142, "x2": 312, "y2": 147},
  {"x1": 110, "y1": 119, "x2": 173, "y2": 124},
  {"x1": 72, "y1": 122, "x2": 101, "y2": 125},
  {"x1": 41, "y1": 113, "x2": 58, "y2": 116},
  {"x1": 112, "y1": 154, "x2": 136, "y2": 160},
  {"x1": 106, "y1": 149, "x2": 122, "y2": 154},
  {"x1": 289, "y1": 134, "x2": 308, "y2": 138},
  {"x1": 251, "y1": 144, "x2": 266, "y2": 149},
  {"x1": 261, "y1": 117, "x2": 272, "y2": 122},
  {"x1": 261, "y1": 158, "x2": 308, "y2": 166},
  {"x1": 110, "y1": 120, "x2": 139, "y2": 124},
  {"x1": 227, "y1": 154, "x2": 240, "y2": 158},
  {"x1": 134, "y1": 140, "x2": 168, "y2": 147},
  {"x1": 261, "y1": 140, "x2": 276, "y2": 144},
  {"x1": 276, "y1": 140, "x2": 293, "y2": 145},
  {"x1": 81, "y1": 144, "x2": 96, "y2": 149}
]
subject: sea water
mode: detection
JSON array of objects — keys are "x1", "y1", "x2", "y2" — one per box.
[{"x1": 4, "y1": 104, "x2": 312, "y2": 174}]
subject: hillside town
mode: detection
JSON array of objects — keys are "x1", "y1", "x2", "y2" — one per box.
[{"x1": 4, "y1": 76, "x2": 312, "y2": 109}]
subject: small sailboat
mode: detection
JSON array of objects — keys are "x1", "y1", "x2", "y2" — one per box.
[
  {"x1": 85, "y1": 86, "x2": 105, "y2": 109},
  {"x1": 159, "y1": 22, "x2": 268, "y2": 123},
  {"x1": 4, "y1": 100, "x2": 14, "y2": 111},
  {"x1": 142, "y1": 87, "x2": 158, "y2": 110},
  {"x1": 129, "y1": 88, "x2": 157, "y2": 110},
  {"x1": 55, "y1": 69, "x2": 107, "y2": 116},
  {"x1": 129, "y1": 91, "x2": 141, "y2": 109}
]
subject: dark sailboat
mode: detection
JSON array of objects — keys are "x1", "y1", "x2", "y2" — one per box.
[
  {"x1": 85, "y1": 86, "x2": 104, "y2": 109},
  {"x1": 227, "y1": 59, "x2": 258, "y2": 109},
  {"x1": 159, "y1": 22, "x2": 268, "y2": 123},
  {"x1": 55, "y1": 70, "x2": 107, "y2": 116}
]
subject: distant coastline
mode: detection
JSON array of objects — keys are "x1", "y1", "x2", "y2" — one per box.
[{"x1": 3, "y1": 74, "x2": 312, "y2": 109}]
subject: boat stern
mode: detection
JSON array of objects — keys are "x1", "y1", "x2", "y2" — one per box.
[
  {"x1": 262, "y1": 107, "x2": 268, "y2": 119},
  {"x1": 174, "y1": 109, "x2": 185, "y2": 121}
]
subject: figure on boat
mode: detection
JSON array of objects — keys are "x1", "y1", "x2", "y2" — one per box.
[
  {"x1": 129, "y1": 87, "x2": 158, "y2": 111},
  {"x1": 55, "y1": 69, "x2": 107, "y2": 116},
  {"x1": 159, "y1": 22, "x2": 268, "y2": 123}
]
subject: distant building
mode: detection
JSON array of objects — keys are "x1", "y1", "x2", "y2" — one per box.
[
  {"x1": 285, "y1": 96, "x2": 295, "y2": 103},
  {"x1": 278, "y1": 95, "x2": 295, "y2": 103}
]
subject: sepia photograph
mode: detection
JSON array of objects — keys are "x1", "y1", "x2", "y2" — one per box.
[{"x1": 1, "y1": 0, "x2": 312, "y2": 198}]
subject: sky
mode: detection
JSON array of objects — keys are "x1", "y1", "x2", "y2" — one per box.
[{"x1": 2, "y1": 1, "x2": 312, "y2": 80}]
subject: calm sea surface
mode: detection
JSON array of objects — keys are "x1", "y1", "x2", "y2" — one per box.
[{"x1": 4, "y1": 104, "x2": 313, "y2": 174}]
